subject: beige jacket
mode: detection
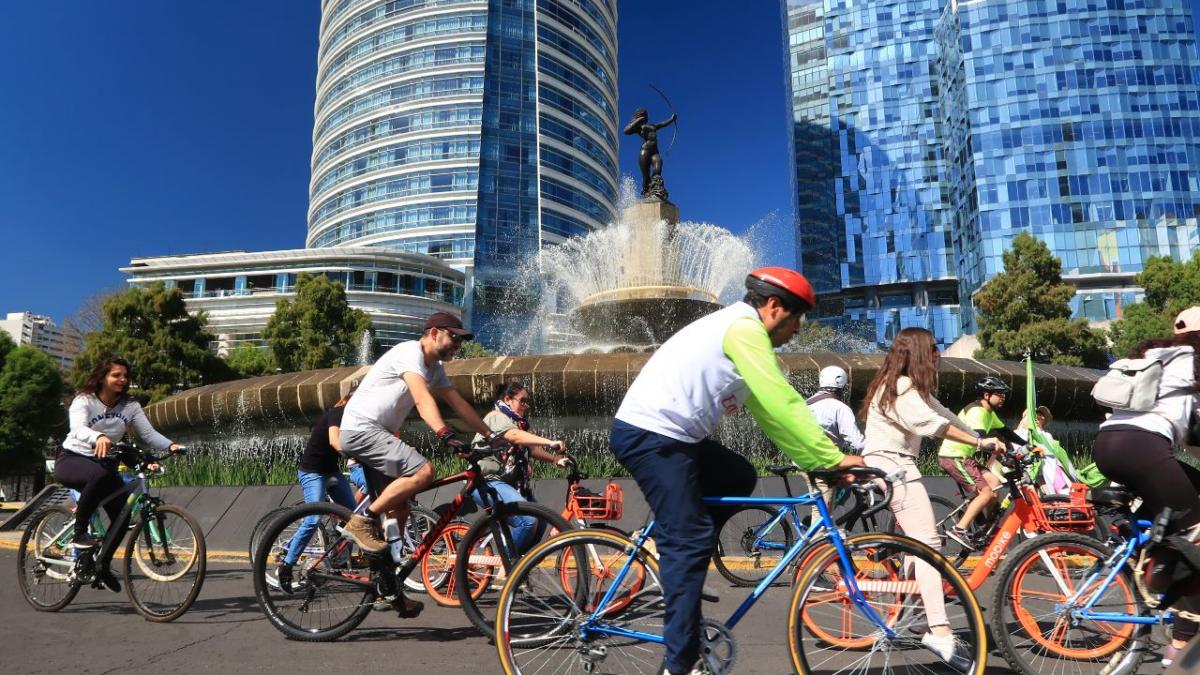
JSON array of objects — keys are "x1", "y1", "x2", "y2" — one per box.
[{"x1": 863, "y1": 376, "x2": 976, "y2": 482}]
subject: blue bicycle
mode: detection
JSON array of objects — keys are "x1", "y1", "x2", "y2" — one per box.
[
  {"x1": 493, "y1": 467, "x2": 988, "y2": 675},
  {"x1": 990, "y1": 485, "x2": 1174, "y2": 675}
]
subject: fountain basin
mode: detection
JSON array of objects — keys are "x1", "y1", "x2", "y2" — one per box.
[{"x1": 572, "y1": 288, "x2": 720, "y2": 344}]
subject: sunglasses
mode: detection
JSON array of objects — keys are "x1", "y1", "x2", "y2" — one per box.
[
  {"x1": 514, "y1": 396, "x2": 532, "y2": 406},
  {"x1": 441, "y1": 328, "x2": 465, "y2": 344}
]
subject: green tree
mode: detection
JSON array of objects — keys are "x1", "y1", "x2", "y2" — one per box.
[
  {"x1": 71, "y1": 283, "x2": 230, "y2": 403},
  {"x1": 974, "y1": 232, "x2": 1108, "y2": 368},
  {"x1": 223, "y1": 343, "x2": 278, "y2": 378},
  {"x1": 454, "y1": 340, "x2": 497, "y2": 359},
  {"x1": 0, "y1": 346, "x2": 66, "y2": 473},
  {"x1": 262, "y1": 273, "x2": 373, "y2": 372},
  {"x1": 1107, "y1": 252, "x2": 1200, "y2": 357}
]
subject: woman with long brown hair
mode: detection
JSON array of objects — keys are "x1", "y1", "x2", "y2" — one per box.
[
  {"x1": 1093, "y1": 307, "x2": 1200, "y2": 666},
  {"x1": 859, "y1": 327, "x2": 1003, "y2": 661},
  {"x1": 56, "y1": 356, "x2": 181, "y2": 592}
]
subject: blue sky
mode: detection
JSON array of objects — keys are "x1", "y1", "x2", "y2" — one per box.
[{"x1": 2, "y1": 1, "x2": 1198, "y2": 324}]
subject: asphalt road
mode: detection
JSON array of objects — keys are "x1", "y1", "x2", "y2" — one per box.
[{"x1": 1, "y1": 549, "x2": 1172, "y2": 675}]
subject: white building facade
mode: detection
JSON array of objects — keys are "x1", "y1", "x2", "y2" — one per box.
[{"x1": 0, "y1": 312, "x2": 80, "y2": 370}]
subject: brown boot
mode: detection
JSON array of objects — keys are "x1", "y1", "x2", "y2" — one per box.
[{"x1": 345, "y1": 514, "x2": 388, "y2": 553}]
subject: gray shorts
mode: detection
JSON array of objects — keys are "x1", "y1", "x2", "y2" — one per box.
[{"x1": 338, "y1": 428, "x2": 428, "y2": 479}]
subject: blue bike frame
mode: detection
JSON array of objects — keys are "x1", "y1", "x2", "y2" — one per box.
[
  {"x1": 1063, "y1": 518, "x2": 1174, "y2": 626},
  {"x1": 576, "y1": 492, "x2": 896, "y2": 644}
]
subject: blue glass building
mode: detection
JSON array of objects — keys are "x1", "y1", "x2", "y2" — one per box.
[
  {"x1": 783, "y1": 0, "x2": 1200, "y2": 347},
  {"x1": 308, "y1": 0, "x2": 619, "y2": 338},
  {"x1": 783, "y1": 0, "x2": 963, "y2": 348}
]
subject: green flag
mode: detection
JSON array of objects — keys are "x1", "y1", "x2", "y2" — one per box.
[{"x1": 1025, "y1": 355, "x2": 1078, "y2": 481}]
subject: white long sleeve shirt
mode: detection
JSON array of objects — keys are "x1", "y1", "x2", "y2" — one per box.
[
  {"x1": 806, "y1": 392, "x2": 866, "y2": 453},
  {"x1": 62, "y1": 394, "x2": 173, "y2": 457},
  {"x1": 1100, "y1": 346, "x2": 1196, "y2": 445}
]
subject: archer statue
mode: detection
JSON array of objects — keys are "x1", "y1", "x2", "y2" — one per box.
[{"x1": 623, "y1": 106, "x2": 677, "y2": 201}]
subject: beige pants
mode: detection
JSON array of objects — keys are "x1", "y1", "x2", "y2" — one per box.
[{"x1": 863, "y1": 452, "x2": 948, "y2": 628}]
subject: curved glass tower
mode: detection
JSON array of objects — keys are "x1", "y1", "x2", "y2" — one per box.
[{"x1": 308, "y1": 0, "x2": 619, "y2": 337}]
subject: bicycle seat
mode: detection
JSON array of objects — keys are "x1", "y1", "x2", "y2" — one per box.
[
  {"x1": 1088, "y1": 486, "x2": 1134, "y2": 509},
  {"x1": 807, "y1": 466, "x2": 886, "y2": 483},
  {"x1": 766, "y1": 464, "x2": 799, "y2": 477}
]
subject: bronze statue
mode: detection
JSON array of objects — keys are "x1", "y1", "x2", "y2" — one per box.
[{"x1": 624, "y1": 107, "x2": 676, "y2": 201}]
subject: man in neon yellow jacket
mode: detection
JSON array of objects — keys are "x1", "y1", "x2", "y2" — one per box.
[{"x1": 612, "y1": 267, "x2": 864, "y2": 675}]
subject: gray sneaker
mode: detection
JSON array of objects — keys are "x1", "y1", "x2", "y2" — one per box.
[
  {"x1": 344, "y1": 514, "x2": 388, "y2": 553},
  {"x1": 945, "y1": 526, "x2": 975, "y2": 551}
]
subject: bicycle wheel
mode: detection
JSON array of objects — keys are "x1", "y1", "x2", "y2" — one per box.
[
  {"x1": 403, "y1": 505, "x2": 439, "y2": 594},
  {"x1": 252, "y1": 502, "x2": 374, "y2": 641},
  {"x1": 990, "y1": 533, "x2": 1148, "y2": 675},
  {"x1": 422, "y1": 520, "x2": 491, "y2": 607},
  {"x1": 495, "y1": 528, "x2": 664, "y2": 675},
  {"x1": 248, "y1": 504, "x2": 295, "y2": 566},
  {"x1": 927, "y1": 494, "x2": 972, "y2": 567},
  {"x1": 456, "y1": 501, "x2": 571, "y2": 638},
  {"x1": 712, "y1": 505, "x2": 795, "y2": 587},
  {"x1": 123, "y1": 504, "x2": 207, "y2": 622},
  {"x1": 788, "y1": 532, "x2": 988, "y2": 675},
  {"x1": 17, "y1": 505, "x2": 82, "y2": 611}
]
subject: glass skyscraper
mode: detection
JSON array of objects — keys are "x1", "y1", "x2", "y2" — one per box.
[
  {"x1": 308, "y1": 0, "x2": 619, "y2": 336},
  {"x1": 783, "y1": 0, "x2": 1200, "y2": 347}
]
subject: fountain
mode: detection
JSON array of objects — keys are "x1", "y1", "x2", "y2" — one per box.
[{"x1": 144, "y1": 106, "x2": 1107, "y2": 461}]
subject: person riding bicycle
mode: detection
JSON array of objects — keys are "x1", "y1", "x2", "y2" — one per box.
[
  {"x1": 802, "y1": 365, "x2": 866, "y2": 513},
  {"x1": 471, "y1": 381, "x2": 572, "y2": 553},
  {"x1": 611, "y1": 267, "x2": 864, "y2": 675},
  {"x1": 1093, "y1": 306, "x2": 1200, "y2": 666},
  {"x1": 277, "y1": 387, "x2": 359, "y2": 592},
  {"x1": 860, "y1": 328, "x2": 1004, "y2": 662},
  {"x1": 938, "y1": 375, "x2": 1012, "y2": 549},
  {"x1": 336, "y1": 312, "x2": 511, "y2": 616},
  {"x1": 57, "y1": 356, "x2": 182, "y2": 592}
]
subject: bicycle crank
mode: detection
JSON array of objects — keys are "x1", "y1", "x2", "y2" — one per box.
[{"x1": 697, "y1": 619, "x2": 737, "y2": 675}]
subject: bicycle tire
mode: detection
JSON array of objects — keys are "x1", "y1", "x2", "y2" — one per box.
[
  {"x1": 123, "y1": 504, "x2": 207, "y2": 622},
  {"x1": 422, "y1": 520, "x2": 490, "y2": 607},
  {"x1": 712, "y1": 505, "x2": 796, "y2": 587},
  {"x1": 495, "y1": 528, "x2": 664, "y2": 674},
  {"x1": 788, "y1": 532, "x2": 988, "y2": 675},
  {"x1": 17, "y1": 505, "x2": 82, "y2": 612},
  {"x1": 252, "y1": 502, "x2": 374, "y2": 641},
  {"x1": 926, "y1": 494, "x2": 972, "y2": 567},
  {"x1": 990, "y1": 532, "x2": 1148, "y2": 675},
  {"x1": 403, "y1": 505, "x2": 440, "y2": 594},
  {"x1": 456, "y1": 500, "x2": 572, "y2": 638},
  {"x1": 248, "y1": 504, "x2": 297, "y2": 566}
]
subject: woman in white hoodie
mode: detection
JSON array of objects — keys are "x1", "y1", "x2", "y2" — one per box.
[
  {"x1": 1093, "y1": 307, "x2": 1200, "y2": 666},
  {"x1": 56, "y1": 356, "x2": 179, "y2": 587}
]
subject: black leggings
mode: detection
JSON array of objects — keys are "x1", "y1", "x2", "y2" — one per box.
[
  {"x1": 1093, "y1": 427, "x2": 1200, "y2": 642},
  {"x1": 53, "y1": 452, "x2": 130, "y2": 541}
]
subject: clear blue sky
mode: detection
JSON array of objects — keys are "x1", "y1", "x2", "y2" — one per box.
[{"x1": 2, "y1": 1, "x2": 1198, "y2": 324}]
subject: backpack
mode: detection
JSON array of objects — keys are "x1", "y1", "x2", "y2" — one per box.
[{"x1": 1091, "y1": 352, "x2": 1188, "y2": 412}]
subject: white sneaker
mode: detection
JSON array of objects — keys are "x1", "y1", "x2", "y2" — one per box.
[{"x1": 921, "y1": 632, "x2": 956, "y2": 662}]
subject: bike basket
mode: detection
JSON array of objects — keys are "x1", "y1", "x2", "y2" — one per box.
[
  {"x1": 571, "y1": 482, "x2": 624, "y2": 521},
  {"x1": 1033, "y1": 483, "x2": 1096, "y2": 532}
]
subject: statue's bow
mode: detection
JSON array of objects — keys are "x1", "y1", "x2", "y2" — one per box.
[{"x1": 648, "y1": 83, "x2": 677, "y2": 157}]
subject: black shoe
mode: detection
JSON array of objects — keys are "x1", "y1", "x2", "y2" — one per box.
[
  {"x1": 70, "y1": 532, "x2": 98, "y2": 550},
  {"x1": 393, "y1": 594, "x2": 425, "y2": 619},
  {"x1": 96, "y1": 567, "x2": 122, "y2": 593},
  {"x1": 277, "y1": 563, "x2": 294, "y2": 594},
  {"x1": 701, "y1": 584, "x2": 720, "y2": 603}
]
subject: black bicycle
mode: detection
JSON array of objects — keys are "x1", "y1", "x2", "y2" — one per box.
[{"x1": 17, "y1": 445, "x2": 206, "y2": 621}]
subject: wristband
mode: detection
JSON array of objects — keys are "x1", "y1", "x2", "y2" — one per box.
[
  {"x1": 435, "y1": 426, "x2": 453, "y2": 439},
  {"x1": 975, "y1": 436, "x2": 983, "y2": 449}
]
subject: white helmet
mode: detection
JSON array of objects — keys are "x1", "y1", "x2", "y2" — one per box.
[{"x1": 818, "y1": 366, "x2": 848, "y2": 390}]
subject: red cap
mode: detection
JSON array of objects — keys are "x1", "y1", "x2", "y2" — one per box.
[
  {"x1": 424, "y1": 312, "x2": 473, "y2": 340},
  {"x1": 746, "y1": 267, "x2": 816, "y2": 311}
]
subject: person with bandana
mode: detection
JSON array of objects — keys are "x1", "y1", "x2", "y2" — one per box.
[{"x1": 471, "y1": 382, "x2": 572, "y2": 552}]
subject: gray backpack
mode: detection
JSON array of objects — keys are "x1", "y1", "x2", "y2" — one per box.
[{"x1": 1091, "y1": 351, "x2": 1188, "y2": 412}]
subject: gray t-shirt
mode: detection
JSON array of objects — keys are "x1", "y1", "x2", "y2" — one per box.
[
  {"x1": 474, "y1": 409, "x2": 520, "y2": 482},
  {"x1": 341, "y1": 340, "x2": 452, "y2": 434}
]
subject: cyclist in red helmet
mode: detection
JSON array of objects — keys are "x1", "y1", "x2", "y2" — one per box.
[{"x1": 612, "y1": 266, "x2": 864, "y2": 675}]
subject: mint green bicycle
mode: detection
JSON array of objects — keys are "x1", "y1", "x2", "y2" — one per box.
[{"x1": 17, "y1": 445, "x2": 206, "y2": 622}]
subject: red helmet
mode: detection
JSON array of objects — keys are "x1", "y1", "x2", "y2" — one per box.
[{"x1": 745, "y1": 267, "x2": 816, "y2": 313}]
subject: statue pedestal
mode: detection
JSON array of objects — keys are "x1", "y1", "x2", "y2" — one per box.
[{"x1": 623, "y1": 199, "x2": 679, "y2": 288}]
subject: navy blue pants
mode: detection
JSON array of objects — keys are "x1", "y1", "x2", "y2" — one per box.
[{"x1": 611, "y1": 419, "x2": 757, "y2": 674}]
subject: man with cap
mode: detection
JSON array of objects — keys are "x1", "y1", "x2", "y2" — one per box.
[
  {"x1": 803, "y1": 365, "x2": 866, "y2": 517},
  {"x1": 337, "y1": 311, "x2": 507, "y2": 615},
  {"x1": 612, "y1": 267, "x2": 864, "y2": 675}
]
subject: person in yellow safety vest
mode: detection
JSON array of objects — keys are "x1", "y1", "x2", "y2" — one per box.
[{"x1": 937, "y1": 376, "x2": 1010, "y2": 550}]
